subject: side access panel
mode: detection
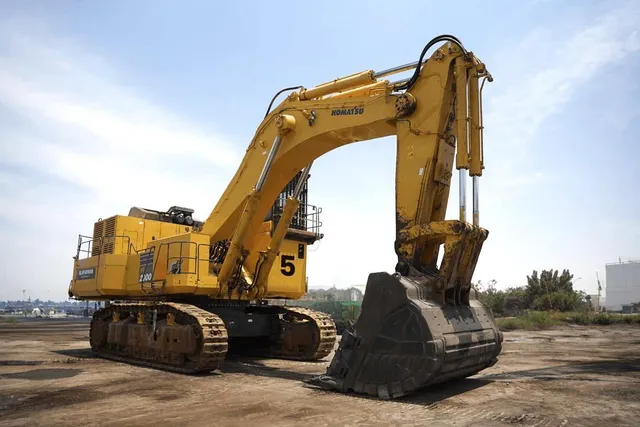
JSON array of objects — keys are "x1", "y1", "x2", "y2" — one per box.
[{"x1": 70, "y1": 255, "x2": 128, "y2": 298}]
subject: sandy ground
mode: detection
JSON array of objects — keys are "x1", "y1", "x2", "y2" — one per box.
[{"x1": 0, "y1": 318, "x2": 638, "y2": 427}]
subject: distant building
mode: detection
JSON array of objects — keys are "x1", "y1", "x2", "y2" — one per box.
[
  {"x1": 621, "y1": 302, "x2": 640, "y2": 314},
  {"x1": 605, "y1": 260, "x2": 640, "y2": 311}
]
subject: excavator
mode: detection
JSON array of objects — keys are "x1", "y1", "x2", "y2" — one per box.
[{"x1": 68, "y1": 34, "x2": 503, "y2": 399}]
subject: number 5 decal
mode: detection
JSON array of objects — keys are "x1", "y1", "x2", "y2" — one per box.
[{"x1": 280, "y1": 255, "x2": 296, "y2": 276}]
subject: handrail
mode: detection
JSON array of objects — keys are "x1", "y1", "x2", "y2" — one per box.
[
  {"x1": 165, "y1": 241, "x2": 199, "y2": 276},
  {"x1": 140, "y1": 240, "x2": 211, "y2": 294},
  {"x1": 76, "y1": 234, "x2": 133, "y2": 259},
  {"x1": 270, "y1": 202, "x2": 323, "y2": 238}
]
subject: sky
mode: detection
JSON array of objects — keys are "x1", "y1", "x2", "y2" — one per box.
[{"x1": 0, "y1": 0, "x2": 638, "y2": 301}]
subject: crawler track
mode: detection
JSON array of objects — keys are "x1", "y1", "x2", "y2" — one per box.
[
  {"x1": 90, "y1": 302, "x2": 228, "y2": 374},
  {"x1": 89, "y1": 302, "x2": 336, "y2": 374},
  {"x1": 268, "y1": 306, "x2": 337, "y2": 361}
]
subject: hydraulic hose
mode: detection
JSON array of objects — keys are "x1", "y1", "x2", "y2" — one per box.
[
  {"x1": 264, "y1": 85, "x2": 304, "y2": 118},
  {"x1": 397, "y1": 35, "x2": 467, "y2": 91}
]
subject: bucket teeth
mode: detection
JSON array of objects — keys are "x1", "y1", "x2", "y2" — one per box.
[{"x1": 304, "y1": 272, "x2": 503, "y2": 399}]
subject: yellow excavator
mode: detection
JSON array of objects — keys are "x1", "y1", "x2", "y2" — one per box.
[{"x1": 68, "y1": 34, "x2": 503, "y2": 399}]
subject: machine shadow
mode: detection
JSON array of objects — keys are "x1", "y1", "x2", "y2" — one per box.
[
  {"x1": 410, "y1": 378, "x2": 491, "y2": 404},
  {"x1": 303, "y1": 377, "x2": 494, "y2": 406},
  {"x1": 220, "y1": 356, "x2": 311, "y2": 382},
  {"x1": 53, "y1": 348, "x2": 98, "y2": 359},
  {"x1": 391, "y1": 378, "x2": 492, "y2": 406},
  {"x1": 223, "y1": 353, "x2": 495, "y2": 405},
  {"x1": 52, "y1": 349, "x2": 317, "y2": 381},
  {"x1": 0, "y1": 360, "x2": 43, "y2": 366},
  {"x1": 481, "y1": 358, "x2": 640, "y2": 382}
]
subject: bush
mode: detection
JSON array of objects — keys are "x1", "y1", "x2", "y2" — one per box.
[
  {"x1": 531, "y1": 291, "x2": 584, "y2": 312},
  {"x1": 475, "y1": 281, "x2": 527, "y2": 317},
  {"x1": 496, "y1": 311, "x2": 558, "y2": 331},
  {"x1": 476, "y1": 269, "x2": 592, "y2": 315},
  {"x1": 499, "y1": 311, "x2": 640, "y2": 330},
  {"x1": 484, "y1": 292, "x2": 506, "y2": 316},
  {"x1": 561, "y1": 311, "x2": 591, "y2": 325},
  {"x1": 496, "y1": 318, "x2": 521, "y2": 331}
]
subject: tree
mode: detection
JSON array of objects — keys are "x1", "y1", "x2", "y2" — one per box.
[
  {"x1": 475, "y1": 281, "x2": 529, "y2": 316},
  {"x1": 526, "y1": 269, "x2": 571, "y2": 308},
  {"x1": 475, "y1": 269, "x2": 590, "y2": 315},
  {"x1": 475, "y1": 280, "x2": 510, "y2": 316},
  {"x1": 503, "y1": 287, "x2": 527, "y2": 316},
  {"x1": 481, "y1": 280, "x2": 506, "y2": 315},
  {"x1": 525, "y1": 269, "x2": 586, "y2": 312}
]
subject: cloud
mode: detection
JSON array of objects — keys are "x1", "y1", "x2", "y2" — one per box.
[
  {"x1": 482, "y1": 0, "x2": 639, "y2": 178},
  {"x1": 0, "y1": 17, "x2": 241, "y2": 206},
  {"x1": 0, "y1": 16, "x2": 240, "y2": 299},
  {"x1": 1, "y1": 3, "x2": 638, "y2": 300},
  {"x1": 462, "y1": 1, "x2": 640, "y2": 290}
]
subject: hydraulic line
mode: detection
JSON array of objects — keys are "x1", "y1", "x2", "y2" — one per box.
[
  {"x1": 398, "y1": 35, "x2": 467, "y2": 91},
  {"x1": 264, "y1": 85, "x2": 303, "y2": 118}
]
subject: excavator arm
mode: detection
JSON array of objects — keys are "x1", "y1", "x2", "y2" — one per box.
[
  {"x1": 195, "y1": 35, "x2": 503, "y2": 399},
  {"x1": 200, "y1": 35, "x2": 490, "y2": 306}
]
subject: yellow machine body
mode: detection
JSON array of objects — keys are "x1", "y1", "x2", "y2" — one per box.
[
  {"x1": 67, "y1": 34, "x2": 503, "y2": 400},
  {"x1": 71, "y1": 215, "x2": 308, "y2": 300}
]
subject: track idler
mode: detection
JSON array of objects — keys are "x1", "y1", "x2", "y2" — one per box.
[{"x1": 304, "y1": 271, "x2": 503, "y2": 399}]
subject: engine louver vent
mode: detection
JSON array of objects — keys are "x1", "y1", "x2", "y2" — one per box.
[
  {"x1": 92, "y1": 221, "x2": 104, "y2": 256},
  {"x1": 103, "y1": 217, "x2": 116, "y2": 254},
  {"x1": 91, "y1": 217, "x2": 117, "y2": 255}
]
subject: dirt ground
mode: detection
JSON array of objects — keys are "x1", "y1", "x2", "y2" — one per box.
[{"x1": 0, "y1": 318, "x2": 638, "y2": 427}]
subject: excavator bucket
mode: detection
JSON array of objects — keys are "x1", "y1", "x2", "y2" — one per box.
[{"x1": 305, "y1": 271, "x2": 503, "y2": 399}]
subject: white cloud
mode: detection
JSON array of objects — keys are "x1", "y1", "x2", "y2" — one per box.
[
  {"x1": 462, "y1": 1, "x2": 640, "y2": 291},
  {"x1": 482, "y1": 0, "x2": 639, "y2": 178},
  {"x1": 0, "y1": 16, "x2": 240, "y2": 299},
  {"x1": 475, "y1": 2, "x2": 639, "y2": 195},
  {"x1": 306, "y1": 2, "x2": 640, "y2": 295},
  {"x1": 0, "y1": 3, "x2": 638, "y2": 300}
]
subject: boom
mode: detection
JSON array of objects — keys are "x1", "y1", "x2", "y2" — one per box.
[{"x1": 200, "y1": 35, "x2": 491, "y2": 304}]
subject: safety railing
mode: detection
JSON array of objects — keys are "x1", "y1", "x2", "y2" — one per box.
[
  {"x1": 165, "y1": 241, "x2": 199, "y2": 275},
  {"x1": 304, "y1": 204, "x2": 323, "y2": 237},
  {"x1": 269, "y1": 199, "x2": 323, "y2": 239},
  {"x1": 76, "y1": 235, "x2": 94, "y2": 259},
  {"x1": 76, "y1": 235, "x2": 135, "y2": 259},
  {"x1": 139, "y1": 241, "x2": 215, "y2": 294}
]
